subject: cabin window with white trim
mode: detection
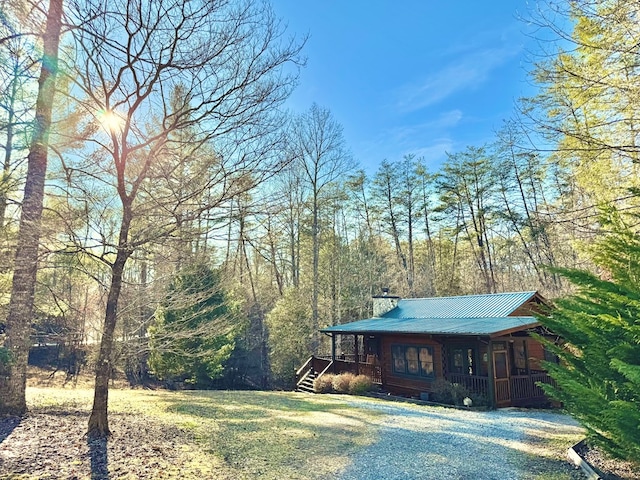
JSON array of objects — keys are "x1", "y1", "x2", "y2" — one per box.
[{"x1": 392, "y1": 345, "x2": 434, "y2": 378}]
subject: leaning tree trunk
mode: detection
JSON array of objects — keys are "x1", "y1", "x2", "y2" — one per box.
[
  {"x1": 0, "y1": 0, "x2": 63, "y2": 416},
  {"x1": 87, "y1": 210, "x2": 132, "y2": 436}
]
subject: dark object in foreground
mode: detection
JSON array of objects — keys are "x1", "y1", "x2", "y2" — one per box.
[{"x1": 569, "y1": 440, "x2": 640, "y2": 480}]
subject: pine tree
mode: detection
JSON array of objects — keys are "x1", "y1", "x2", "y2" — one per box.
[
  {"x1": 539, "y1": 208, "x2": 640, "y2": 463},
  {"x1": 148, "y1": 264, "x2": 239, "y2": 388}
]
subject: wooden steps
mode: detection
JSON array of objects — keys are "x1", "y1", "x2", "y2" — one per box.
[{"x1": 296, "y1": 371, "x2": 316, "y2": 393}]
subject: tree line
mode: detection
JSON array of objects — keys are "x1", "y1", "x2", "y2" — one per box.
[{"x1": 0, "y1": 0, "x2": 638, "y2": 457}]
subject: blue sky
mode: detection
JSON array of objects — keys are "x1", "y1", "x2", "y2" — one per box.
[{"x1": 271, "y1": 1, "x2": 538, "y2": 173}]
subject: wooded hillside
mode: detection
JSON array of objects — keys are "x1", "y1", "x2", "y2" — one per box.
[{"x1": 1, "y1": 0, "x2": 638, "y2": 393}]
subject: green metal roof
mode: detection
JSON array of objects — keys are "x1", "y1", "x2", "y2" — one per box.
[
  {"x1": 321, "y1": 316, "x2": 539, "y2": 337},
  {"x1": 320, "y1": 291, "x2": 542, "y2": 337},
  {"x1": 384, "y1": 291, "x2": 538, "y2": 319}
]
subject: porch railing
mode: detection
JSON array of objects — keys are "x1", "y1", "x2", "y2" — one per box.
[
  {"x1": 313, "y1": 355, "x2": 382, "y2": 384},
  {"x1": 318, "y1": 354, "x2": 368, "y2": 363},
  {"x1": 296, "y1": 356, "x2": 314, "y2": 387},
  {"x1": 312, "y1": 356, "x2": 331, "y2": 374},
  {"x1": 308, "y1": 356, "x2": 554, "y2": 405},
  {"x1": 358, "y1": 362, "x2": 383, "y2": 384},
  {"x1": 447, "y1": 372, "x2": 554, "y2": 404},
  {"x1": 446, "y1": 373, "x2": 489, "y2": 397},
  {"x1": 510, "y1": 373, "x2": 555, "y2": 401}
]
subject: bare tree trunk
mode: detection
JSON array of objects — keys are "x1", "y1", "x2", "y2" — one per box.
[
  {"x1": 407, "y1": 199, "x2": 415, "y2": 295},
  {"x1": 421, "y1": 177, "x2": 436, "y2": 295},
  {"x1": 266, "y1": 215, "x2": 283, "y2": 295},
  {"x1": 286, "y1": 196, "x2": 300, "y2": 288},
  {"x1": 374, "y1": 168, "x2": 406, "y2": 280},
  {"x1": 0, "y1": 0, "x2": 63, "y2": 416},
  {"x1": 311, "y1": 191, "x2": 320, "y2": 351},
  {"x1": 449, "y1": 210, "x2": 461, "y2": 293},
  {"x1": 88, "y1": 211, "x2": 132, "y2": 436},
  {"x1": 0, "y1": 54, "x2": 20, "y2": 229}
]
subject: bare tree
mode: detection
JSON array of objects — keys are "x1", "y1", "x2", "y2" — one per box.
[
  {"x1": 0, "y1": 30, "x2": 36, "y2": 231},
  {"x1": 345, "y1": 170, "x2": 375, "y2": 239},
  {"x1": 60, "y1": 0, "x2": 304, "y2": 436},
  {"x1": 437, "y1": 147, "x2": 498, "y2": 294},
  {"x1": 493, "y1": 121, "x2": 563, "y2": 291},
  {"x1": 372, "y1": 160, "x2": 409, "y2": 293},
  {"x1": 289, "y1": 103, "x2": 352, "y2": 351}
]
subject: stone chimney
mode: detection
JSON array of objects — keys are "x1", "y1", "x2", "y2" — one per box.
[{"x1": 372, "y1": 288, "x2": 400, "y2": 317}]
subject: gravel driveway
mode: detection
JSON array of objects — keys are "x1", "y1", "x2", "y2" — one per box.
[{"x1": 336, "y1": 398, "x2": 583, "y2": 480}]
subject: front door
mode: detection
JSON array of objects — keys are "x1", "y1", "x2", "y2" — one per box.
[{"x1": 493, "y1": 348, "x2": 511, "y2": 407}]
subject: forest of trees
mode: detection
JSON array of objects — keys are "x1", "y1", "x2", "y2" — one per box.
[{"x1": 1, "y1": 0, "x2": 639, "y2": 441}]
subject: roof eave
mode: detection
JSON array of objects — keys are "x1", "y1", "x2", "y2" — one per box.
[
  {"x1": 322, "y1": 329, "x2": 492, "y2": 336},
  {"x1": 322, "y1": 327, "x2": 537, "y2": 336},
  {"x1": 489, "y1": 321, "x2": 540, "y2": 338}
]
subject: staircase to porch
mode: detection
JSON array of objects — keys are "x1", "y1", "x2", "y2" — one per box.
[
  {"x1": 296, "y1": 355, "x2": 383, "y2": 393},
  {"x1": 295, "y1": 356, "x2": 340, "y2": 393},
  {"x1": 295, "y1": 356, "x2": 317, "y2": 393},
  {"x1": 296, "y1": 370, "x2": 317, "y2": 393}
]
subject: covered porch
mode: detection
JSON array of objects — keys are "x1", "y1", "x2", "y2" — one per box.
[
  {"x1": 296, "y1": 330, "x2": 556, "y2": 408},
  {"x1": 305, "y1": 354, "x2": 383, "y2": 384},
  {"x1": 298, "y1": 352, "x2": 554, "y2": 408}
]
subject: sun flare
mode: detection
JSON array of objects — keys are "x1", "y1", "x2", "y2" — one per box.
[{"x1": 97, "y1": 109, "x2": 123, "y2": 132}]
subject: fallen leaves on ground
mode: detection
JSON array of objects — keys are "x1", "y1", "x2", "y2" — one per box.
[{"x1": 0, "y1": 408, "x2": 221, "y2": 480}]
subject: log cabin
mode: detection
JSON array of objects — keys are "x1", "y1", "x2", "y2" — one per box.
[{"x1": 296, "y1": 290, "x2": 558, "y2": 408}]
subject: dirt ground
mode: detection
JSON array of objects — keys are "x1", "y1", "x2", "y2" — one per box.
[
  {"x1": 576, "y1": 442, "x2": 640, "y2": 480},
  {"x1": 0, "y1": 408, "x2": 208, "y2": 480}
]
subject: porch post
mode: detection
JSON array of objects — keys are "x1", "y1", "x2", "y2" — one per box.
[
  {"x1": 487, "y1": 339, "x2": 496, "y2": 409},
  {"x1": 331, "y1": 334, "x2": 337, "y2": 373},
  {"x1": 354, "y1": 334, "x2": 359, "y2": 375}
]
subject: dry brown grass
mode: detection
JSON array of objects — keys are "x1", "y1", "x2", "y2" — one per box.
[
  {"x1": 331, "y1": 373, "x2": 356, "y2": 393},
  {"x1": 1, "y1": 369, "x2": 381, "y2": 479},
  {"x1": 313, "y1": 373, "x2": 334, "y2": 393},
  {"x1": 26, "y1": 365, "x2": 130, "y2": 390}
]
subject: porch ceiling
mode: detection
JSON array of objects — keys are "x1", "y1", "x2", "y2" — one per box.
[{"x1": 321, "y1": 316, "x2": 539, "y2": 337}]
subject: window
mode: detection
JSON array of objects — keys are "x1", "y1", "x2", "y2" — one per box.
[
  {"x1": 514, "y1": 343, "x2": 526, "y2": 369},
  {"x1": 392, "y1": 345, "x2": 434, "y2": 378},
  {"x1": 419, "y1": 346, "x2": 434, "y2": 375},
  {"x1": 450, "y1": 346, "x2": 476, "y2": 375}
]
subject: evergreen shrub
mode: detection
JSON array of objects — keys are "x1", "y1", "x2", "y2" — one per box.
[
  {"x1": 538, "y1": 209, "x2": 640, "y2": 464},
  {"x1": 430, "y1": 379, "x2": 470, "y2": 406}
]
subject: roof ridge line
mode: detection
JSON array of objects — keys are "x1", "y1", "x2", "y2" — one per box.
[{"x1": 399, "y1": 291, "x2": 537, "y2": 301}]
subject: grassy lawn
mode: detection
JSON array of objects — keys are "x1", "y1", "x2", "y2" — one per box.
[
  {"x1": 1, "y1": 387, "x2": 381, "y2": 479},
  {"x1": 518, "y1": 421, "x2": 585, "y2": 480},
  {"x1": 0, "y1": 373, "x2": 585, "y2": 479}
]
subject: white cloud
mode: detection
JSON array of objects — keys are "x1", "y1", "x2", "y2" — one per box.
[
  {"x1": 416, "y1": 109, "x2": 464, "y2": 131},
  {"x1": 395, "y1": 46, "x2": 521, "y2": 113},
  {"x1": 389, "y1": 110, "x2": 463, "y2": 143},
  {"x1": 408, "y1": 140, "x2": 453, "y2": 167}
]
